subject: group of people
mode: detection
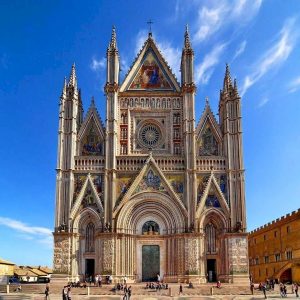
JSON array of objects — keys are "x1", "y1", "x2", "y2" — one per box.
[
  {"x1": 145, "y1": 282, "x2": 169, "y2": 290},
  {"x1": 62, "y1": 285, "x2": 72, "y2": 300},
  {"x1": 115, "y1": 284, "x2": 132, "y2": 300},
  {"x1": 249, "y1": 279, "x2": 299, "y2": 299}
]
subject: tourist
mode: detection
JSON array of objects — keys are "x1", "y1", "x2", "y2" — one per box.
[
  {"x1": 123, "y1": 285, "x2": 128, "y2": 300},
  {"x1": 62, "y1": 286, "x2": 68, "y2": 300},
  {"x1": 67, "y1": 287, "x2": 72, "y2": 300},
  {"x1": 294, "y1": 282, "x2": 299, "y2": 297},
  {"x1": 109, "y1": 275, "x2": 113, "y2": 284},
  {"x1": 179, "y1": 284, "x2": 183, "y2": 295},
  {"x1": 128, "y1": 286, "x2": 132, "y2": 300},
  {"x1": 88, "y1": 276, "x2": 92, "y2": 286},
  {"x1": 124, "y1": 275, "x2": 127, "y2": 284},
  {"x1": 250, "y1": 282, "x2": 254, "y2": 295},
  {"x1": 14, "y1": 285, "x2": 22, "y2": 292},
  {"x1": 45, "y1": 283, "x2": 50, "y2": 299},
  {"x1": 156, "y1": 274, "x2": 160, "y2": 283},
  {"x1": 283, "y1": 284, "x2": 287, "y2": 297},
  {"x1": 262, "y1": 283, "x2": 267, "y2": 299},
  {"x1": 98, "y1": 275, "x2": 102, "y2": 287},
  {"x1": 95, "y1": 274, "x2": 98, "y2": 286},
  {"x1": 216, "y1": 281, "x2": 221, "y2": 288},
  {"x1": 188, "y1": 281, "x2": 193, "y2": 288}
]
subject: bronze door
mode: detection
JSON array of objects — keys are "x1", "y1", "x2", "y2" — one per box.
[{"x1": 142, "y1": 245, "x2": 160, "y2": 281}]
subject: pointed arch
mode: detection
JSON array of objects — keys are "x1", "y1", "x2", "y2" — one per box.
[
  {"x1": 115, "y1": 192, "x2": 187, "y2": 234},
  {"x1": 113, "y1": 154, "x2": 187, "y2": 217},
  {"x1": 196, "y1": 172, "x2": 229, "y2": 219},
  {"x1": 70, "y1": 174, "x2": 103, "y2": 220}
]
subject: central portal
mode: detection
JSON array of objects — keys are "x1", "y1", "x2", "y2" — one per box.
[{"x1": 142, "y1": 245, "x2": 160, "y2": 281}]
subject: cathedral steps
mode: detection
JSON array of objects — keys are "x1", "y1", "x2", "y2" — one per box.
[{"x1": 0, "y1": 283, "x2": 281, "y2": 297}]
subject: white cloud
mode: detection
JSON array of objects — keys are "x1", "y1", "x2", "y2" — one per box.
[
  {"x1": 90, "y1": 57, "x2": 106, "y2": 71},
  {"x1": 240, "y1": 18, "x2": 298, "y2": 97},
  {"x1": 288, "y1": 76, "x2": 300, "y2": 93},
  {"x1": 193, "y1": 0, "x2": 262, "y2": 44},
  {"x1": 233, "y1": 40, "x2": 247, "y2": 60},
  {"x1": 0, "y1": 216, "x2": 52, "y2": 247},
  {"x1": 257, "y1": 97, "x2": 269, "y2": 108},
  {"x1": 135, "y1": 30, "x2": 148, "y2": 55},
  {"x1": 195, "y1": 43, "x2": 227, "y2": 85}
]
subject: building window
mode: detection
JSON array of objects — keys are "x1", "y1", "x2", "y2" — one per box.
[
  {"x1": 254, "y1": 238, "x2": 256, "y2": 244},
  {"x1": 264, "y1": 256, "x2": 269, "y2": 263},
  {"x1": 264, "y1": 234, "x2": 267, "y2": 241},
  {"x1": 174, "y1": 144, "x2": 181, "y2": 155},
  {"x1": 255, "y1": 257, "x2": 259, "y2": 265},
  {"x1": 274, "y1": 231, "x2": 277, "y2": 238},
  {"x1": 286, "y1": 250, "x2": 293, "y2": 260},
  {"x1": 85, "y1": 222, "x2": 95, "y2": 252},
  {"x1": 120, "y1": 144, "x2": 127, "y2": 154},
  {"x1": 275, "y1": 253, "x2": 281, "y2": 262},
  {"x1": 120, "y1": 127, "x2": 128, "y2": 139},
  {"x1": 287, "y1": 226, "x2": 290, "y2": 234},
  {"x1": 205, "y1": 223, "x2": 217, "y2": 254}
]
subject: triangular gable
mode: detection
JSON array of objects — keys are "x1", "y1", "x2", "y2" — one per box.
[
  {"x1": 113, "y1": 153, "x2": 187, "y2": 216},
  {"x1": 120, "y1": 37, "x2": 180, "y2": 92},
  {"x1": 196, "y1": 101, "x2": 222, "y2": 156},
  {"x1": 78, "y1": 101, "x2": 105, "y2": 141},
  {"x1": 196, "y1": 101, "x2": 222, "y2": 141},
  {"x1": 70, "y1": 174, "x2": 103, "y2": 219},
  {"x1": 196, "y1": 172, "x2": 229, "y2": 218},
  {"x1": 78, "y1": 101, "x2": 105, "y2": 156}
]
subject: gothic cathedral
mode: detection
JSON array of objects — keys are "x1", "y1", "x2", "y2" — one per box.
[{"x1": 53, "y1": 27, "x2": 249, "y2": 283}]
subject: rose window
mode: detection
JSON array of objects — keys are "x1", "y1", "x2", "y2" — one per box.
[{"x1": 139, "y1": 123, "x2": 161, "y2": 148}]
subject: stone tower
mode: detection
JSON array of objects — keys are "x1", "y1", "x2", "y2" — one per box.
[{"x1": 53, "y1": 26, "x2": 248, "y2": 284}]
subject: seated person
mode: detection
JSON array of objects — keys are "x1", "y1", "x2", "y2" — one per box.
[
  {"x1": 216, "y1": 281, "x2": 221, "y2": 288},
  {"x1": 188, "y1": 281, "x2": 194, "y2": 288}
]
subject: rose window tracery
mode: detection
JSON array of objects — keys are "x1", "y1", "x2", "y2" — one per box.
[{"x1": 138, "y1": 123, "x2": 162, "y2": 148}]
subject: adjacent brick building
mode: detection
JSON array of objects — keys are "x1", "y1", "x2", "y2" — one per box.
[{"x1": 248, "y1": 209, "x2": 300, "y2": 283}]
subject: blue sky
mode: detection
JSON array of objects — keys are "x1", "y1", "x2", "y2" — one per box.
[{"x1": 0, "y1": 0, "x2": 300, "y2": 267}]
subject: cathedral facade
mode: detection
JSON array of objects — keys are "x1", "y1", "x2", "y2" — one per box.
[{"x1": 53, "y1": 27, "x2": 249, "y2": 283}]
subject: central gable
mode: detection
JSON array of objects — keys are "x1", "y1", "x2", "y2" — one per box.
[{"x1": 120, "y1": 36, "x2": 180, "y2": 92}]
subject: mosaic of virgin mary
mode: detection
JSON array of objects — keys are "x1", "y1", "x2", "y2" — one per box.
[{"x1": 130, "y1": 53, "x2": 171, "y2": 89}]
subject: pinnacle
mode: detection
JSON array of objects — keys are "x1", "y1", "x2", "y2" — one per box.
[
  {"x1": 109, "y1": 26, "x2": 118, "y2": 50},
  {"x1": 184, "y1": 24, "x2": 192, "y2": 49},
  {"x1": 223, "y1": 63, "x2": 233, "y2": 92},
  {"x1": 68, "y1": 63, "x2": 77, "y2": 88},
  {"x1": 91, "y1": 96, "x2": 95, "y2": 107}
]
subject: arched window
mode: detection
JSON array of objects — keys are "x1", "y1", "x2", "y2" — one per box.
[
  {"x1": 142, "y1": 221, "x2": 160, "y2": 235},
  {"x1": 205, "y1": 223, "x2": 217, "y2": 254},
  {"x1": 85, "y1": 222, "x2": 95, "y2": 252}
]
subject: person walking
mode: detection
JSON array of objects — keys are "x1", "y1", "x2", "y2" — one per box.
[
  {"x1": 123, "y1": 285, "x2": 128, "y2": 300},
  {"x1": 45, "y1": 283, "x2": 50, "y2": 300},
  {"x1": 295, "y1": 283, "x2": 299, "y2": 297},
  {"x1": 250, "y1": 282, "x2": 254, "y2": 295},
  {"x1": 262, "y1": 283, "x2": 267, "y2": 299},
  {"x1": 67, "y1": 287, "x2": 72, "y2": 300},
  {"x1": 127, "y1": 286, "x2": 132, "y2": 300},
  {"x1": 62, "y1": 286, "x2": 68, "y2": 300},
  {"x1": 179, "y1": 284, "x2": 183, "y2": 295}
]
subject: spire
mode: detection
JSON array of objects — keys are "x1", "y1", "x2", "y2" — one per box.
[
  {"x1": 109, "y1": 26, "x2": 118, "y2": 50},
  {"x1": 223, "y1": 63, "x2": 233, "y2": 92},
  {"x1": 68, "y1": 63, "x2": 77, "y2": 88},
  {"x1": 91, "y1": 96, "x2": 95, "y2": 107},
  {"x1": 184, "y1": 24, "x2": 192, "y2": 49}
]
